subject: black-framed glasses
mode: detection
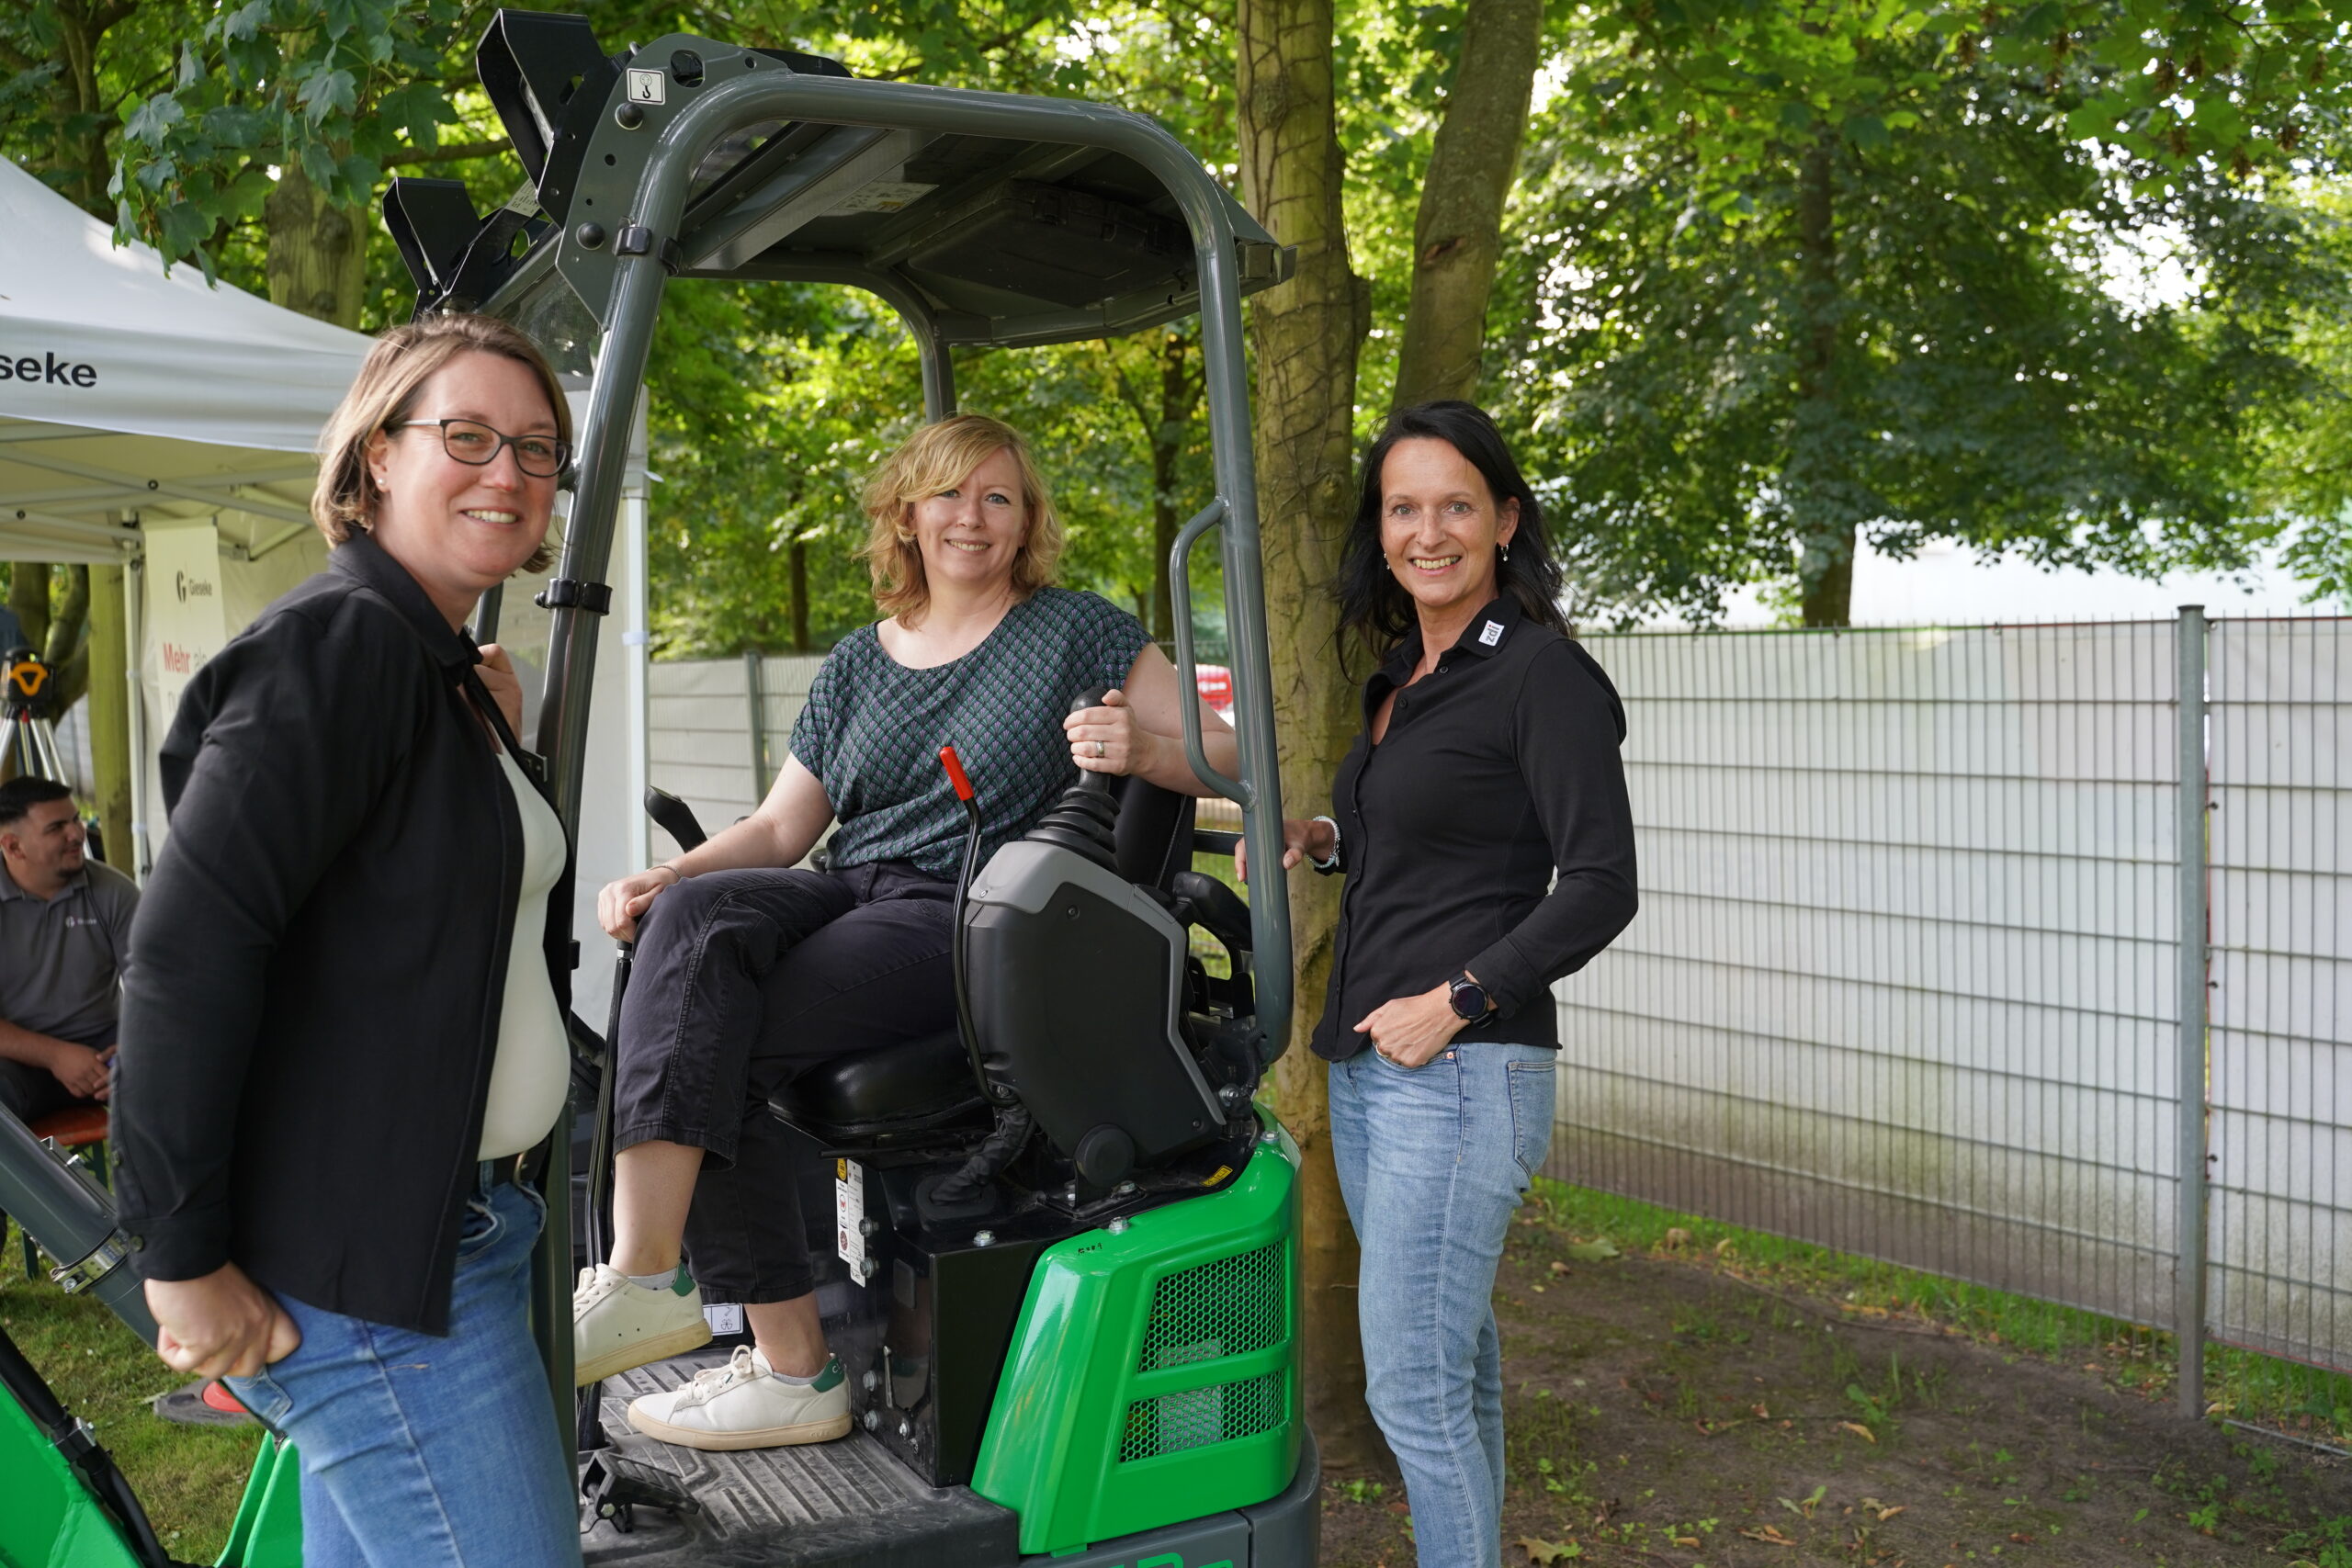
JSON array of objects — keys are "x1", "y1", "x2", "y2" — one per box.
[{"x1": 392, "y1": 419, "x2": 570, "y2": 479}]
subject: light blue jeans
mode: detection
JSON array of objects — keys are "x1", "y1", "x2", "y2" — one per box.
[
  {"x1": 225, "y1": 1179, "x2": 580, "y2": 1568},
  {"x1": 1329, "y1": 1043, "x2": 1557, "y2": 1568}
]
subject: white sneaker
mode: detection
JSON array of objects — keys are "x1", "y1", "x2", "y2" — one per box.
[
  {"x1": 572, "y1": 1264, "x2": 711, "y2": 1386},
  {"x1": 627, "y1": 1348, "x2": 853, "y2": 1450}
]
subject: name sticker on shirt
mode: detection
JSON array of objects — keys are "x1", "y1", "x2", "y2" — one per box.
[{"x1": 1478, "y1": 620, "x2": 1504, "y2": 647}]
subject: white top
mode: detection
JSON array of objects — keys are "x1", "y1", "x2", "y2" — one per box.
[{"x1": 480, "y1": 745, "x2": 572, "y2": 1161}]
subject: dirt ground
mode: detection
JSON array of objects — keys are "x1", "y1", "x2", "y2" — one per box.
[{"x1": 1317, "y1": 1215, "x2": 2352, "y2": 1568}]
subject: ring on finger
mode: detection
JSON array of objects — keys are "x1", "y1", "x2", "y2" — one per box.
[{"x1": 1093, "y1": 739, "x2": 1106, "y2": 759}]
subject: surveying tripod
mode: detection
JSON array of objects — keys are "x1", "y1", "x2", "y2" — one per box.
[{"x1": 2, "y1": 648, "x2": 70, "y2": 785}]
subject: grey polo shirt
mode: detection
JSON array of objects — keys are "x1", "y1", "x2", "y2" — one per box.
[{"x1": 0, "y1": 859, "x2": 138, "y2": 1050}]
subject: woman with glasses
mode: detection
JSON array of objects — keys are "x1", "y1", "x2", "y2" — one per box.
[
  {"x1": 1242, "y1": 401, "x2": 1637, "y2": 1568},
  {"x1": 571, "y1": 412, "x2": 1238, "y2": 1451},
  {"x1": 113, "y1": 314, "x2": 584, "y2": 1567}
]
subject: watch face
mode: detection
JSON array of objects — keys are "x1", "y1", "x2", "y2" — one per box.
[{"x1": 1452, "y1": 981, "x2": 1489, "y2": 1020}]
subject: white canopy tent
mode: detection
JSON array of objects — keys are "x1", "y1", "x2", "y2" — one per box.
[{"x1": 0, "y1": 158, "x2": 650, "y2": 1019}]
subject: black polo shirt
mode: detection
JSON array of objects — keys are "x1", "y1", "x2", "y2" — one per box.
[{"x1": 1310, "y1": 595, "x2": 1638, "y2": 1060}]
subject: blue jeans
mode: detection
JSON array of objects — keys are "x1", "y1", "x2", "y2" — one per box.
[
  {"x1": 225, "y1": 1179, "x2": 581, "y2": 1568},
  {"x1": 1329, "y1": 1043, "x2": 1557, "y2": 1568}
]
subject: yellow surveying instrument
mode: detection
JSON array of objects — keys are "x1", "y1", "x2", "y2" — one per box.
[{"x1": 2, "y1": 647, "x2": 68, "y2": 784}]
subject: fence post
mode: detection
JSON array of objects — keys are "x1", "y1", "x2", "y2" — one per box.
[
  {"x1": 744, "y1": 649, "x2": 769, "y2": 793},
  {"x1": 2175, "y1": 604, "x2": 2210, "y2": 1420}
]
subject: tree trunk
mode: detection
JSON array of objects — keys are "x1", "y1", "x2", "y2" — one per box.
[
  {"x1": 1391, "y1": 0, "x2": 1544, "y2": 410},
  {"x1": 789, "y1": 539, "x2": 810, "y2": 654},
  {"x1": 1789, "y1": 132, "x2": 1855, "y2": 628},
  {"x1": 31, "y1": 2, "x2": 131, "y2": 219},
  {"x1": 85, "y1": 562, "x2": 133, "y2": 864},
  {"x1": 1237, "y1": 0, "x2": 1387, "y2": 1476},
  {"x1": 265, "y1": 163, "x2": 369, "y2": 328},
  {"x1": 43, "y1": 564, "x2": 91, "y2": 713},
  {"x1": 9, "y1": 564, "x2": 51, "y2": 655},
  {"x1": 1134, "y1": 330, "x2": 1203, "y2": 646}
]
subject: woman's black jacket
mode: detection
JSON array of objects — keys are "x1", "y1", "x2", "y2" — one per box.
[{"x1": 114, "y1": 534, "x2": 575, "y2": 1335}]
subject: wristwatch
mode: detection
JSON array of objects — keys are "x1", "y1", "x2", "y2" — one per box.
[{"x1": 1447, "y1": 972, "x2": 1494, "y2": 1022}]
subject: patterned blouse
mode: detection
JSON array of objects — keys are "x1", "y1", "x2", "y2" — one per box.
[{"x1": 788, "y1": 587, "x2": 1152, "y2": 878}]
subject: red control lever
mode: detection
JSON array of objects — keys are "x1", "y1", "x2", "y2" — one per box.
[{"x1": 940, "y1": 745, "x2": 975, "y2": 802}]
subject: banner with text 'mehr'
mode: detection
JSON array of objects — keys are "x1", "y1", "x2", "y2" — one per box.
[{"x1": 143, "y1": 518, "x2": 226, "y2": 719}]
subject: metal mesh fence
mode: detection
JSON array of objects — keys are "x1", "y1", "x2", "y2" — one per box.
[
  {"x1": 1554, "y1": 621, "x2": 2189, "y2": 1331},
  {"x1": 645, "y1": 618, "x2": 2352, "y2": 1401},
  {"x1": 2206, "y1": 619, "x2": 2352, "y2": 1373}
]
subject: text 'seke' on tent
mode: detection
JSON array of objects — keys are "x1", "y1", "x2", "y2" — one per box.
[{"x1": 0, "y1": 154, "x2": 368, "y2": 565}]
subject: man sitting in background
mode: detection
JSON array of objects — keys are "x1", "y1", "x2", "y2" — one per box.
[{"x1": 0, "y1": 776, "x2": 137, "y2": 1124}]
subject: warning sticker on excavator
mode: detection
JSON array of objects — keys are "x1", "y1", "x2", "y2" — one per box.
[{"x1": 835, "y1": 1158, "x2": 872, "y2": 1285}]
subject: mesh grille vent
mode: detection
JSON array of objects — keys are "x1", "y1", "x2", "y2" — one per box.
[
  {"x1": 1136, "y1": 1241, "x2": 1283, "y2": 1372},
  {"x1": 1118, "y1": 1371, "x2": 1285, "y2": 1462}
]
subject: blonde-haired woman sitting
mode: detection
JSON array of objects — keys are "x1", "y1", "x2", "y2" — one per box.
[{"x1": 573, "y1": 412, "x2": 1234, "y2": 1450}]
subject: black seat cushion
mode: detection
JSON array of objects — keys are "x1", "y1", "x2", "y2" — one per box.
[{"x1": 770, "y1": 1030, "x2": 985, "y2": 1137}]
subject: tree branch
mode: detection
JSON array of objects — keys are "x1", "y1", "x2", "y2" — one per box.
[{"x1": 384, "y1": 137, "x2": 512, "y2": 168}]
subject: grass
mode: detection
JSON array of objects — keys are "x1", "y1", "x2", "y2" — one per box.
[
  {"x1": 1526, "y1": 1175, "x2": 2352, "y2": 1450},
  {"x1": 3, "y1": 1220, "x2": 262, "y2": 1562},
  {"x1": 16, "y1": 1134, "x2": 2351, "y2": 1564}
]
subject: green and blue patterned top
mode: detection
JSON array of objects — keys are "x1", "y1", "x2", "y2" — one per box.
[{"x1": 789, "y1": 587, "x2": 1152, "y2": 877}]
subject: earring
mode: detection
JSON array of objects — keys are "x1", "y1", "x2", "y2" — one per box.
[{"x1": 1500, "y1": 543, "x2": 1510, "y2": 563}]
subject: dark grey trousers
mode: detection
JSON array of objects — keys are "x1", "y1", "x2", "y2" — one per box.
[
  {"x1": 0, "y1": 1056, "x2": 94, "y2": 1126},
  {"x1": 612, "y1": 861, "x2": 954, "y2": 1302}
]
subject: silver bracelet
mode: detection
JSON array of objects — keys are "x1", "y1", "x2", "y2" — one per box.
[{"x1": 1308, "y1": 815, "x2": 1340, "y2": 873}]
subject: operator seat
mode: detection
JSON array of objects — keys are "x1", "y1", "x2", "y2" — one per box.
[{"x1": 767, "y1": 777, "x2": 1198, "y2": 1154}]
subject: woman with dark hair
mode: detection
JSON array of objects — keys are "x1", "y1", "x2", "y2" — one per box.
[{"x1": 1241, "y1": 400, "x2": 1638, "y2": 1568}]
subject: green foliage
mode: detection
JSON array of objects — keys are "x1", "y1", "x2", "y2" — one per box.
[
  {"x1": 636, "y1": 0, "x2": 1236, "y2": 657},
  {"x1": 1487, "y1": 28, "x2": 2339, "y2": 622},
  {"x1": 16, "y1": 0, "x2": 2352, "y2": 633},
  {"x1": 109, "y1": 0, "x2": 475, "y2": 279}
]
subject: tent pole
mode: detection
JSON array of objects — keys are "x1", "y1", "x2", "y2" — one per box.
[{"x1": 121, "y1": 552, "x2": 149, "y2": 879}]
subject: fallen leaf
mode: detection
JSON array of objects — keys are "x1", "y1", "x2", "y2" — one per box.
[
  {"x1": 1752, "y1": 1403, "x2": 1771, "y2": 1418},
  {"x1": 1516, "y1": 1537, "x2": 1582, "y2": 1563},
  {"x1": 1531, "y1": 1283, "x2": 1546, "y2": 1293},
  {"x1": 1548, "y1": 1259, "x2": 1569, "y2": 1275},
  {"x1": 1877, "y1": 1506, "x2": 1907, "y2": 1521},
  {"x1": 1566, "y1": 1238, "x2": 1620, "y2": 1262},
  {"x1": 2008, "y1": 1533, "x2": 2031, "y2": 1544},
  {"x1": 1713, "y1": 1236, "x2": 1736, "y2": 1257},
  {"x1": 1740, "y1": 1525, "x2": 1798, "y2": 1545},
  {"x1": 1840, "y1": 1421, "x2": 1880, "y2": 1443},
  {"x1": 1672, "y1": 1537, "x2": 1700, "y2": 1549},
  {"x1": 1664, "y1": 1226, "x2": 1691, "y2": 1248}
]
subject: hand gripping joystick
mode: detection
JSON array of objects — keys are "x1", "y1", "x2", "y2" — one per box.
[{"x1": 1023, "y1": 688, "x2": 1120, "y2": 871}]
